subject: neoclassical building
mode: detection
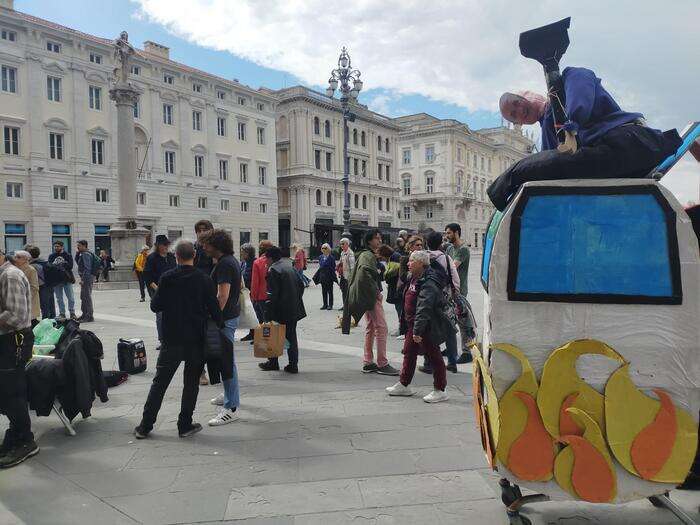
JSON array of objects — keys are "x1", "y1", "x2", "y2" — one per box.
[
  {"x1": 268, "y1": 86, "x2": 401, "y2": 253},
  {"x1": 395, "y1": 113, "x2": 533, "y2": 249},
  {"x1": 0, "y1": 2, "x2": 278, "y2": 256}
]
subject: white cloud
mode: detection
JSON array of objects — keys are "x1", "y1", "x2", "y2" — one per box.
[{"x1": 660, "y1": 156, "x2": 700, "y2": 206}]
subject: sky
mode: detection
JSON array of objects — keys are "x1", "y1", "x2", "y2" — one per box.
[{"x1": 15, "y1": 0, "x2": 700, "y2": 204}]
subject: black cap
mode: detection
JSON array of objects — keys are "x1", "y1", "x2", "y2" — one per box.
[{"x1": 155, "y1": 234, "x2": 170, "y2": 246}]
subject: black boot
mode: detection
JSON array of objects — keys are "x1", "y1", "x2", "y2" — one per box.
[{"x1": 259, "y1": 359, "x2": 280, "y2": 371}]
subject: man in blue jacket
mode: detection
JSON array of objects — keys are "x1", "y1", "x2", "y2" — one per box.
[{"x1": 488, "y1": 67, "x2": 682, "y2": 210}]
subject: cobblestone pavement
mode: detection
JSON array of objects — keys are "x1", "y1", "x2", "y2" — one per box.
[{"x1": 1, "y1": 263, "x2": 697, "y2": 524}]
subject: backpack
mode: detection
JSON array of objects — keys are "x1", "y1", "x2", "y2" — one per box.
[{"x1": 89, "y1": 252, "x2": 102, "y2": 277}]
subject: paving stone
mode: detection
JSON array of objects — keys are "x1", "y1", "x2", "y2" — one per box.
[{"x1": 294, "y1": 502, "x2": 439, "y2": 525}]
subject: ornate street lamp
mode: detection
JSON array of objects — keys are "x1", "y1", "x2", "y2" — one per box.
[{"x1": 326, "y1": 47, "x2": 362, "y2": 239}]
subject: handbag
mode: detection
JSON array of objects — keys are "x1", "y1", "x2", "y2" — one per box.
[
  {"x1": 253, "y1": 322, "x2": 285, "y2": 358},
  {"x1": 204, "y1": 319, "x2": 225, "y2": 360},
  {"x1": 238, "y1": 287, "x2": 258, "y2": 329}
]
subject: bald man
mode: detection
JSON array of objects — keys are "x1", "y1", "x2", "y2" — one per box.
[{"x1": 488, "y1": 66, "x2": 682, "y2": 210}]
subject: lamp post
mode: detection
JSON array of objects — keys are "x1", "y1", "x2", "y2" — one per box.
[{"x1": 326, "y1": 47, "x2": 363, "y2": 239}]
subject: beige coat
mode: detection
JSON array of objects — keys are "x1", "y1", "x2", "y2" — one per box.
[{"x1": 20, "y1": 264, "x2": 41, "y2": 320}]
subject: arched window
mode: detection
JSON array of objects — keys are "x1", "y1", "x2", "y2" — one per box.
[
  {"x1": 362, "y1": 195, "x2": 367, "y2": 209},
  {"x1": 326, "y1": 191, "x2": 332, "y2": 206},
  {"x1": 456, "y1": 170, "x2": 463, "y2": 193},
  {"x1": 315, "y1": 189, "x2": 321, "y2": 205},
  {"x1": 386, "y1": 198, "x2": 390, "y2": 212},
  {"x1": 354, "y1": 194, "x2": 359, "y2": 208},
  {"x1": 385, "y1": 138, "x2": 389, "y2": 152},
  {"x1": 313, "y1": 117, "x2": 320, "y2": 135},
  {"x1": 377, "y1": 135, "x2": 382, "y2": 151},
  {"x1": 324, "y1": 120, "x2": 331, "y2": 138},
  {"x1": 378, "y1": 198, "x2": 383, "y2": 211},
  {"x1": 352, "y1": 129, "x2": 358, "y2": 145},
  {"x1": 361, "y1": 131, "x2": 366, "y2": 147}
]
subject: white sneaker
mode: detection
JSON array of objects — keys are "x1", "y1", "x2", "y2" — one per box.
[
  {"x1": 396, "y1": 334, "x2": 405, "y2": 340},
  {"x1": 208, "y1": 408, "x2": 239, "y2": 426},
  {"x1": 385, "y1": 382, "x2": 414, "y2": 396},
  {"x1": 423, "y1": 390, "x2": 449, "y2": 403},
  {"x1": 210, "y1": 393, "x2": 224, "y2": 406}
]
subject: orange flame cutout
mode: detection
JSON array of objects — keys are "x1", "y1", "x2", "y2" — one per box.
[
  {"x1": 559, "y1": 393, "x2": 583, "y2": 436},
  {"x1": 630, "y1": 389, "x2": 677, "y2": 480},
  {"x1": 507, "y1": 391, "x2": 555, "y2": 481},
  {"x1": 562, "y1": 435, "x2": 616, "y2": 503}
]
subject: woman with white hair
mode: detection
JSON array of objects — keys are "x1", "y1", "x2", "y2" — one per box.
[
  {"x1": 337, "y1": 238, "x2": 355, "y2": 311},
  {"x1": 316, "y1": 243, "x2": 336, "y2": 310},
  {"x1": 386, "y1": 250, "x2": 454, "y2": 403},
  {"x1": 11, "y1": 250, "x2": 41, "y2": 327}
]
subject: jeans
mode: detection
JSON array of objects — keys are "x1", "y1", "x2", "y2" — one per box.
[
  {"x1": 148, "y1": 287, "x2": 163, "y2": 342},
  {"x1": 321, "y1": 282, "x2": 334, "y2": 308},
  {"x1": 54, "y1": 282, "x2": 75, "y2": 316},
  {"x1": 220, "y1": 317, "x2": 240, "y2": 410},
  {"x1": 0, "y1": 334, "x2": 34, "y2": 447},
  {"x1": 39, "y1": 285, "x2": 56, "y2": 319},
  {"x1": 80, "y1": 275, "x2": 94, "y2": 318},
  {"x1": 139, "y1": 347, "x2": 204, "y2": 433},
  {"x1": 364, "y1": 294, "x2": 388, "y2": 368},
  {"x1": 296, "y1": 269, "x2": 310, "y2": 287},
  {"x1": 269, "y1": 320, "x2": 299, "y2": 366}
]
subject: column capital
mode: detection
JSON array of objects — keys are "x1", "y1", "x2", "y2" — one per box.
[{"x1": 109, "y1": 85, "x2": 139, "y2": 105}]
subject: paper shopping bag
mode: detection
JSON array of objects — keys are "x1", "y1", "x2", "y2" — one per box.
[{"x1": 253, "y1": 322, "x2": 285, "y2": 358}]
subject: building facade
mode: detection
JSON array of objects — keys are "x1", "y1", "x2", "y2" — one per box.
[
  {"x1": 0, "y1": 4, "x2": 278, "y2": 257},
  {"x1": 395, "y1": 113, "x2": 533, "y2": 249},
  {"x1": 270, "y1": 86, "x2": 401, "y2": 253}
]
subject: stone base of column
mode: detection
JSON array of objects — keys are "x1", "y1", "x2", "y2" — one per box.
[{"x1": 109, "y1": 225, "x2": 149, "y2": 282}]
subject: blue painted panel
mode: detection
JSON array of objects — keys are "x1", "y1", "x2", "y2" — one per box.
[
  {"x1": 515, "y1": 194, "x2": 673, "y2": 296},
  {"x1": 481, "y1": 210, "x2": 503, "y2": 288}
]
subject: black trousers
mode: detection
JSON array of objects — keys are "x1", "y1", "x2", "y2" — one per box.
[
  {"x1": 321, "y1": 282, "x2": 334, "y2": 308},
  {"x1": 269, "y1": 320, "x2": 299, "y2": 366},
  {"x1": 39, "y1": 286, "x2": 55, "y2": 319},
  {"x1": 488, "y1": 125, "x2": 682, "y2": 211},
  {"x1": 339, "y1": 277, "x2": 348, "y2": 307},
  {"x1": 136, "y1": 271, "x2": 146, "y2": 300},
  {"x1": 140, "y1": 346, "x2": 204, "y2": 433},
  {"x1": 0, "y1": 335, "x2": 33, "y2": 447}
]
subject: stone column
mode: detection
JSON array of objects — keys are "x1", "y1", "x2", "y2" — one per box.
[{"x1": 110, "y1": 86, "x2": 139, "y2": 222}]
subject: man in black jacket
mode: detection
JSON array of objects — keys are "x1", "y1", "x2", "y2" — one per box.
[
  {"x1": 143, "y1": 235, "x2": 176, "y2": 351},
  {"x1": 193, "y1": 219, "x2": 214, "y2": 275},
  {"x1": 263, "y1": 246, "x2": 306, "y2": 374},
  {"x1": 48, "y1": 241, "x2": 76, "y2": 321},
  {"x1": 134, "y1": 240, "x2": 222, "y2": 439}
]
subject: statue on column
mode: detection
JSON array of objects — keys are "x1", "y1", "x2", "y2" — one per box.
[{"x1": 113, "y1": 31, "x2": 135, "y2": 86}]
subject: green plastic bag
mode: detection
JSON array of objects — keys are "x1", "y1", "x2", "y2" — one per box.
[{"x1": 32, "y1": 318, "x2": 64, "y2": 346}]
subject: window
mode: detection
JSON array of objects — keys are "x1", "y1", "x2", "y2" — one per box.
[
  {"x1": 314, "y1": 149, "x2": 321, "y2": 169},
  {"x1": 89, "y1": 86, "x2": 101, "y2": 110},
  {"x1": 326, "y1": 191, "x2": 332, "y2": 206},
  {"x1": 192, "y1": 110, "x2": 202, "y2": 131},
  {"x1": 457, "y1": 147, "x2": 462, "y2": 162},
  {"x1": 237, "y1": 96, "x2": 246, "y2": 105},
  {"x1": 426, "y1": 205, "x2": 434, "y2": 219},
  {"x1": 361, "y1": 160, "x2": 367, "y2": 177},
  {"x1": 403, "y1": 206, "x2": 411, "y2": 220},
  {"x1": 220, "y1": 199, "x2": 229, "y2": 211},
  {"x1": 473, "y1": 153, "x2": 477, "y2": 168},
  {"x1": 4, "y1": 223, "x2": 26, "y2": 253},
  {"x1": 256, "y1": 126, "x2": 265, "y2": 145},
  {"x1": 315, "y1": 189, "x2": 322, "y2": 206},
  {"x1": 197, "y1": 196, "x2": 207, "y2": 209},
  {"x1": 353, "y1": 158, "x2": 358, "y2": 176},
  {"x1": 130, "y1": 65, "x2": 140, "y2": 76},
  {"x1": 194, "y1": 155, "x2": 204, "y2": 177},
  {"x1": 217, "y1": 90, "x2": 226, "y2": 100},
  {"x1": 163, "y1": 73, "x2": 174, "y2": 84},
  {"x1": 91, "y1": 139, "x2": 104, "y2": 164},
  {"x1": 314, "y1": 117, "x2": 320, "y2": 135},
  {"x1": 425, "y1": 145, "x2": 435, "y2": 163},
  {"x1": 133, "y1": 101, "x2": 139, "y2": 119},
  {"x1": 219, "y1": 159, "x2": 228, "y2": 180},
  {"x1": 240, "y1": 201, "x2": 249, "y2": 212},
  {"x1": 377, "y1": 135, "x2": 382, "y2": 151},
  {"x1": 169, "y1": 195, "x2": 180, "y2": 207},
  {"x1": 95, "y1": 188, "x2": 109, "y2": 203},
  {"x1": 239, "y1": 162, "x2": 248, "y2": 183},
  {"x1": 46, "y1": 41, "x2": 60, "y2": 53},
  {"x1": 5, "y1": 181, "x2": 22, "y2": 199},
  {"x1": 137, "y1": 191, "x2": 146, "y2": 205},
  {"x1": 240, "y1": 231, "x2": 251, "y2": 246},
  {"x1": 325, "y1": 152, "x2": 331, "y2": 171},
  {"x1": 258, "y1": 165, "x2": 266, "y2": 185},
  {"x1": 89, "y1": 53, "x2": 102, "y2": 64},
  {"x1": 237, "y1": 122, "x2": 246, "y2": 141},
  {"x1": 259, "y1": 231, "x2": 269, "y2": 241},
  {"x1": 49, "y1": 185, "x2": 68, "y2": 201},
  {"x1": 488, "y1": 158, "x2": 492, "y2": 172},
  {"x1": 354, "y1": 194, "x2": 359, "y2": 208},
  {"x1": 426, "y1": 175, "x2": 434, "y2": 194},
  {"x1": 49, "y1": 132, "x2": 63, "y2": 160},
  {"x1": 4, "y1": 126, "x2": 19, "y2": 155},
  {"x1": 481, "y1": 156, "x2": 485, "y2": 171},
  {"x1": 1, "y1": 30, "x2": 16, "y2": 42},
  {"x1": 217, "y1": 117, "x2": 226, "y2": 137},
  {"x1": 51, "y1": 224, "x2": 71, "y2": 251},
  {"x1": 362, "y1": 195, "x2": 367, "y2": 209},
  {"x1": 385, "y1": 164, "x2": 390, "y2": 181},
  {"x1": 361, "y1": 131, "x2": 366, "y2": 147},
  {"x1": 1, "y1": 65, "x2": 16, "y2": 93},
  {"x1": 402, "y1": 149, "x2": 411, "y2": 165},
  {"x1": 192, "y1": 83, "x2": 202, "y2": 93},
  {"x1": 164, "y1": 150, "x2": 175, "y2": 174},
  {"x1": 352, "y1": 128, "x2": 358, "y2": 145},
  {"x1": 257, "y1": 102, "x2": 265, "y2": 111},
  {"x1": 378, "y1": 198, "x2": 383, "y2": 211},
  {"x1": 163, "y1": 104, "x2": 173, "y2": 125},
  {"x1": 386, "y1": 198, "x2": 390, "y2": 212},
  {"x1": 509, "y1": 188, "x2": 683, "y2": 304},
  {"x1": 456, "y1": 172, "x2": 463, "y2": 193},
  {"x1": 324, "y1": 120, "x2": 331, "y2": 138},
  {"x1": 385, "y1": 138, "x2": 390, "y2": 152},
  {"x1": 259, "y1": 203, "x2": 267, "y2": 214},
  {"x1": 47, "y1": 76, "x2": 61, "y2": 102},
  {"x1": 402, "y1": 177, "x2": 411, "y2": 196},
  {"x1": 377, "y1": 163, "x2": 382, "y2": 180}
]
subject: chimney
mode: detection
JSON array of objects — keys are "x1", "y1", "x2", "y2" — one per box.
[
  {"x1": 143, "y1": 41, "x2": 169, "y2": 60},
  {"x1": 0, "y1": 0, "x2": 14, "y2": 9}
]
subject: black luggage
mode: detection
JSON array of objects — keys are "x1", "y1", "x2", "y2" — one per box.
[{"x1": 117, "y1": 338, "x2": 147, "y2": 374}]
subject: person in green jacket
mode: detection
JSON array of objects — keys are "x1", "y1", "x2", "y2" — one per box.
[{"x1": 342, "y1": 230, "x2": 399, "y2": 376}]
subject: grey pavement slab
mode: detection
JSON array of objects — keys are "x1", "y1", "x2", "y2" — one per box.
[{"x1": 2, "y1": 262, "x2": 699, "y2": 524}]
